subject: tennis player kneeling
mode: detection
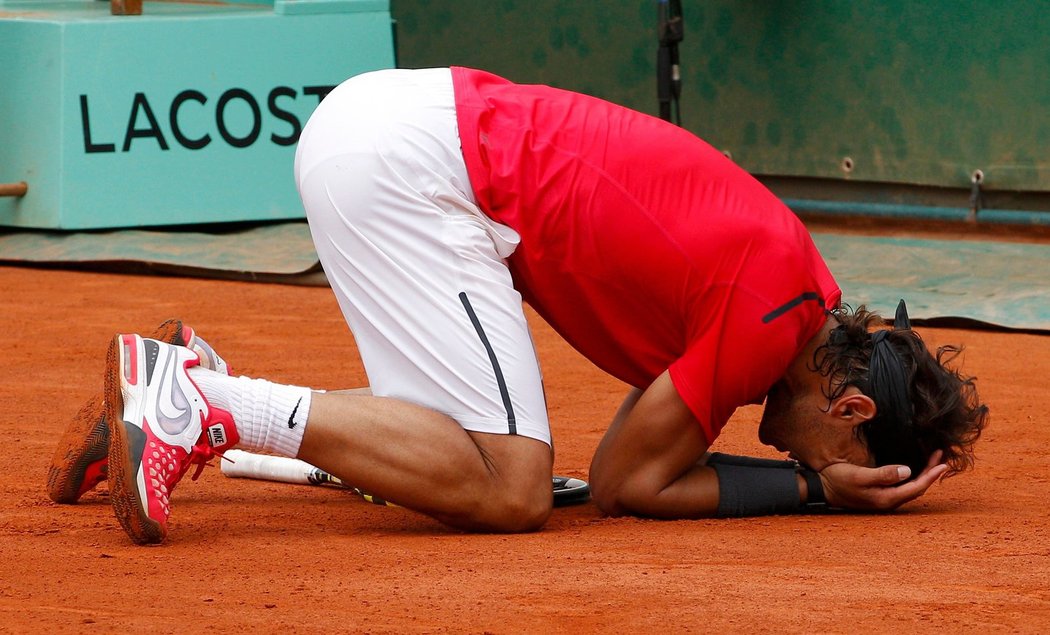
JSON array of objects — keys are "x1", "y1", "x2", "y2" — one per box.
[{"x1": 83, "y1": 68, "x2": 988, "y2": 544}]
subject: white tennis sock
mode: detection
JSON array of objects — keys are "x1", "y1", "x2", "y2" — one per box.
[{"x1": 188, "y1": 368, "x2": 313, "y2": 458}]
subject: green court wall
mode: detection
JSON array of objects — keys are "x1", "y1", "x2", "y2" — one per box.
[{"x1": 392, "y1": 1, "x2": 1050, "y2": 200}]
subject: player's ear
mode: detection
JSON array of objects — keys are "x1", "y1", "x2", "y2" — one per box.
[{"x1": 828, "y1": 389, "x2": 876, "y2": 429}]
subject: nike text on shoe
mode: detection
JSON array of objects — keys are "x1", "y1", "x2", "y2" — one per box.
[
  {"x1": 105, "y1": 334, "x2": 239, "y2": 545},
  {"x1": 46, "y1": 320, "x2": 231, "y2": 504}
]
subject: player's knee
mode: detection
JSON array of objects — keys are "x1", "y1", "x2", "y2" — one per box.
[
  {"x1": 590, "y1": 478, "x2": 622, "y2": 517},
  {"x1": 590, "y1": 475, "x2": 644, "y2": 517},
  {"x1": 481, "y1": 483, "x2": 552, "y2": 532},
  {"x1": 462, "y1": 434, "x2": 553, "y2": 532}
]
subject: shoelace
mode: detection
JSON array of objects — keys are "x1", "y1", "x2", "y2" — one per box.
[{"x1": 184, "y1": 438, "x2": 230, "y2": 482}]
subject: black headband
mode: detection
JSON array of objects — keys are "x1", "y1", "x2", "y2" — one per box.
[
  {"x1": 868, "y1": 300, "x2": 913, "y2": 425},
  {"x1": 864, "y1": 299, "x2": 923, "y2": 472}
]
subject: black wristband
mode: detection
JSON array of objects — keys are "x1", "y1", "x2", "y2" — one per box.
[
  {"x1": 799, "y1": 467, "x2": 827, "y2": 513},
  {"x1": 711, "y1": 462, "x2": 802, "y2": 517}
]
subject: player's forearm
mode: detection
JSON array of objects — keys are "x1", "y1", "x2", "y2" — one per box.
[
  {"x1": 600, "y1": 463, "x2": 815, "y2": 519},
  {"x1": 595, "y1": 457, "x2": 821, "y2": 519},
  {"x1": 603, "y1": 462, "x2": 722, "y2": 518}
]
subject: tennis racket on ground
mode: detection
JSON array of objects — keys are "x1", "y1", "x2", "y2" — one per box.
[
  {"x1": 220, "y1": 449, "x2": 590, "y2": 507},
  {"x1": 220, "y1": 449, "x2": 392, "y2": 505}
]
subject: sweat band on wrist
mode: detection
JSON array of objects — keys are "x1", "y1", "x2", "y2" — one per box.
[
  {"x1": 711, "y1": 462, "x2": 801, "y2": 518},
  {"x1": 798, "y1": 467, "x2": 828, "y2": 513}
]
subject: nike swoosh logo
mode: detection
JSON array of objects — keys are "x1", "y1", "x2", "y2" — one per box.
[
  {"x1": 155, "y1": 351, "x2": 193, "y2": 435},
  {"x1": 287, "y1": 397, "x2": 302, "y2": 429}
]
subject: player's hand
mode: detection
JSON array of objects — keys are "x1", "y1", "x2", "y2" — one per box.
[{"x1": 819, "y1": 450, "x2": 949, "y2": 511}]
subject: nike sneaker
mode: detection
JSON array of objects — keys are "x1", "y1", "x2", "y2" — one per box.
[
  {"x1": 106, "y1": 334, "x2": 239, "y2": 544},
  {"x1": 552, "y1": 476, "x2": 590, "y2": 507},
  {"x1": 46, "y1": 320, "x2": 230, "y2": 504}
]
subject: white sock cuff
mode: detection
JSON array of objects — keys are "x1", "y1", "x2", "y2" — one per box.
[
  {"x1": 188, "y1": 368, "x2": 314, "y2": 457},
  {"x1": 263, "y1": 383, "x2": 313, "y2": 457}
]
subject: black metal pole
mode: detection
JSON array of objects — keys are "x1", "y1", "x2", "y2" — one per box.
[{"x1": 657, "y1": 0, "x2": 683, "y2": 125}]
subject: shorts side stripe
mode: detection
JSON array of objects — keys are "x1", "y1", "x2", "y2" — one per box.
[{"x1": 458, "y1": 292, "x2": 517, "y2": 435}]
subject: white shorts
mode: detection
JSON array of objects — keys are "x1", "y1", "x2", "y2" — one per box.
[{"x1": 294, "y1": 68, "x2": 551, "y2": 445}]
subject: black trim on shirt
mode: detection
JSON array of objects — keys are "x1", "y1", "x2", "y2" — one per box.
[{"x1": 762, "y1": 292, "x2": 823, "y2": 323}]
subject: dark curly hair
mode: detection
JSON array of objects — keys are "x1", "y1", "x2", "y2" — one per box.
[{"x1": 811, "y1": 304, "x2": 988, "y2": 477}]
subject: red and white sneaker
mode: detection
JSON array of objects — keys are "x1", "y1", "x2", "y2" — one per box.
[
  {"x1": 105, "y1": 334, "x2": 239, "y2": 544},
  {"x1": 181, "y1": 325, "x2": 230, "y2": 376},
  {"x1": 46, "y1": 320, "x2": 231, "y2": 504}
]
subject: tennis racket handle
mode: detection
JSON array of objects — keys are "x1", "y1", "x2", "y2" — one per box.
[{"x1": 220, "y1": 449, "x2": 321, "y2": 485}]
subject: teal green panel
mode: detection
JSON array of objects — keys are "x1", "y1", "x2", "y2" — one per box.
[
  {"x1": 59, "y1": 9, "x2": 393, "y2": 229},
  {"x1": 1, "y1": 0, "x2": 394, "y2": 229},
  {"x1": 0, "y1": 21, "x2": 64, "y2": 227},
  {"x1": 392, "y1": 0, "x2": 1050, "y2": 193}
]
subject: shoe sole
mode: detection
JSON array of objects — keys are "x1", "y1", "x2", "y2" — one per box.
[
  {"x1": 45, "y1": 398, "x2": 110, "y2": 504},
  {"x1": 46, "y1": 320, "x2": 183, "y2": 505},
  {"x1": 105, "y1": 335, "x2": 166, "y2": 545}
]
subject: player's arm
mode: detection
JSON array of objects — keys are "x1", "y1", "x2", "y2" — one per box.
[
  {"x1": 589, "y1": 370, "x2": 721, "y2": 518},
  {"x1": 588, "y1": 371, "x2": 946, "y2": 518}
]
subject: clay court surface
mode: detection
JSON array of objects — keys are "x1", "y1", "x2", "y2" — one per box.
[{"x1": 1, "y1": 264, "x2": 1048, "y2": 632}]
